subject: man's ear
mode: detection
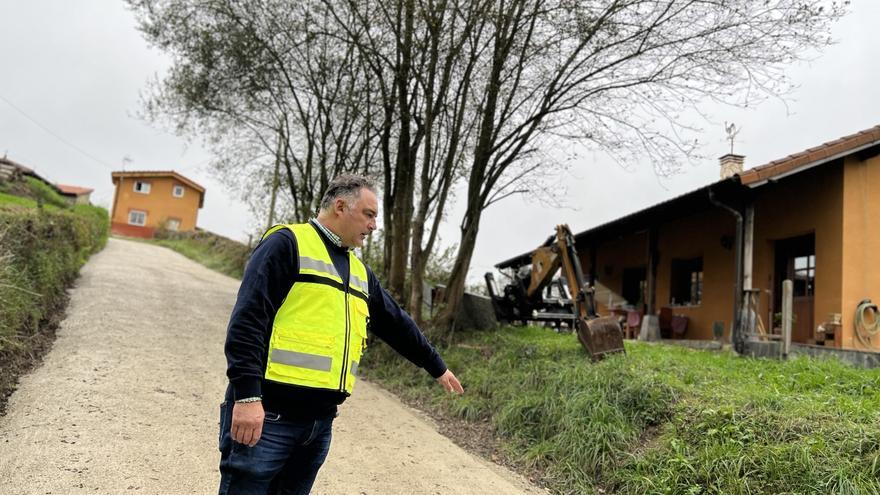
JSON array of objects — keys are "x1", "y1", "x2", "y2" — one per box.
[{"x1": 334, "y1": 197, "x2": 347, "y2": 216}]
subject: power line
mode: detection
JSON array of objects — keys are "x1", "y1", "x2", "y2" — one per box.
[{"x1": 0, "y1": 92, "x2": 116, "y2": 170}]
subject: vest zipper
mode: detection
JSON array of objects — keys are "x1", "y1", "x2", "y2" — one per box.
[{"x1": 340, "y1": 289, "x2": 351, "y2": 392}]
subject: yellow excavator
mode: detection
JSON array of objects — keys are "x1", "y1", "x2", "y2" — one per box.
[{"x1": 485, "y1": 224, "x2": 625, "y2": 361}]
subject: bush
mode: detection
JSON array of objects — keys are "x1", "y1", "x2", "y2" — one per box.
[{"x1": 0, "y1": 203, "x2": 109, "y2": 348}]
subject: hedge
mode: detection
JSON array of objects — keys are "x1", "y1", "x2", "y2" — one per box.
[{"x1": 0, "y1": 203, "x2": 109, "y2": 349}]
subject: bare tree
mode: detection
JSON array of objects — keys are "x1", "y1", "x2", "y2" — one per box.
[{"x1": 433, "y1": 0, "x2": 846, "y2": 329}]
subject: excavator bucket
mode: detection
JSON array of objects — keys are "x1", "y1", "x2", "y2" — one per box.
[{"x1": 576, "y1": 315, "x2": 626, "y2": 361}]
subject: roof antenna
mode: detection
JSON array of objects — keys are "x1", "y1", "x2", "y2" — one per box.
[
  {"x1": 724, "y1": 122, "x2": 741, "y2": 155},
  {"x1": 122, "y1": 155, "x2": 132, "y2": 171}
]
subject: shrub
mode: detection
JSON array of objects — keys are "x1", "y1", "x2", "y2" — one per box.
[{"x1": 0, "y1": 203, "x2": 108, "y2": 348}]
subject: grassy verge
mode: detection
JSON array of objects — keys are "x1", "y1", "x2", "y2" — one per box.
[
  {"x1": 149, "y1": 229, "x2": 250, "y2": 279},
  {"x1": 0, "y1": 183, "x2": 109, "y2": 414},
  {"x1": 362, "y1": 326, "x2": 880, "y2": 495}
]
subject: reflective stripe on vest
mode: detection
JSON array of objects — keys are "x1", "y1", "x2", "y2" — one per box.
[{"x1": 262, "y1": 223, "x2": 370, "y2": 394}]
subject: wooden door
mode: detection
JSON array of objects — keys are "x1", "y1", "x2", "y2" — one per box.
[{"x1": 774, "y1": 235, "x2": 815, "y2": 343}]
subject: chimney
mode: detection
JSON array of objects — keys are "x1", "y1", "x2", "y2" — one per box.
[{"x1": 719, "y1": 154, "x2": 744, "y2": 179}]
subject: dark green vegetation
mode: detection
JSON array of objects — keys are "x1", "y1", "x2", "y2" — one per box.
[
  {"x1": 362, "y1": 327, "x2": 880, "y2": 495},
  {"x1": 0, "y1": 178, "x2": 108, "y2": 413},
  {"x1": 150, "y1": 229, "x2": 250, "y2": 279}
]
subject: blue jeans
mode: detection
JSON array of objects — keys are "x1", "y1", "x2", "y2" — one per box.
[{"x1": 218, "y1": 401, "x2": 334, "y2": 495}]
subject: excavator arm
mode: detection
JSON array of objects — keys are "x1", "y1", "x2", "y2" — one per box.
[
  {"x1": 553, "y1": 225, "x2": 625, "y2": 360},
  {"x1": 487, "y1": 224, "x2": 625, "y2": 361}
]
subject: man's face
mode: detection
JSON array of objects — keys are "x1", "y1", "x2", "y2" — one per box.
[{"x1": 336, "y1": 187, "x2": 378, "y2": 248}]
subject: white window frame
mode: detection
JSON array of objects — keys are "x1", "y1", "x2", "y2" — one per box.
[
  {"x1": 172, "y1": 185, "x2": 185, "y2": 198},
  {"x1": 128, "y1": 210, "x2": 147, "y2": 226},
  {"x1": 133, "y1": 181, "x2": 151, "y2": 194},
  {"x1": 165, "y1": 218, "x2": 181, "y2": 231}
]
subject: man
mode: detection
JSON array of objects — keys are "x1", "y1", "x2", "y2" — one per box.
[{"x1": 219, "y1": 174, "x2": 463, "y2": 494}]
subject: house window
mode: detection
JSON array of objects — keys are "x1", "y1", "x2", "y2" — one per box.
[
  {"x1": 172, "y1": 185, "x2": 185, "y2": 198},
  {"x1": 128, "y1": 210, "x2": 147, "y2": 226},
  {"x1": 670, "y1": 257, "x2": 703, "y2": 306},
  {"x1": 792, "y1": 254, "x2": 815, "y2": 297},
  {"x1": 165, "y1": 218, "x2": 181, "y2": 231},
  {"x1": 133, "y1": 181, "x2": 151, "y2": 194}
]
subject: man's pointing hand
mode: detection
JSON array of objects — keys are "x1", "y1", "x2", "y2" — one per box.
[{"x1": 436, "y1": 369, "x2": 464, "y2": 394}]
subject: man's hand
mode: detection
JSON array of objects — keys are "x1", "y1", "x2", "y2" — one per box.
[
  {"x1": 231, "y1": 401, "x2": 264, "y2": 447},
  {"x1": 436, "y1": 369, "x2": 464, "y2": 394}
]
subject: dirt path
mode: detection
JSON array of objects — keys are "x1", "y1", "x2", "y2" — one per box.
[{"x1": 0, "y1": 238, "x2": 546, "y2": 495}]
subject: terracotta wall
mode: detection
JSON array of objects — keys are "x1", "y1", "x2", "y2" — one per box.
[
  {"x1": 841, "y1": 154, "x2": 880, "y2": 350},
  {"x1": 111, "y1": 176, "x2": 201, "y2": 232},
  {"x1": 110, "y1": 222, "x2": 156, "y2": 239},
  {"x1": 750, "y1": 160, "x2": 844, "y2": 345},
  {"x1": 654, "y1": 209, "x2": 737, "y2": 340},
  {"x1": 585, "y1": 231, "x2": 648, "y2": 308},
  {"x1": 581, "y1": 209, "x2": 737, "y2": 340}
]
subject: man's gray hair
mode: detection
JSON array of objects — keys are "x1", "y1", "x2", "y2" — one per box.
[{"x1": 318, "y1": 174, "x2": 377, "y2": 212}]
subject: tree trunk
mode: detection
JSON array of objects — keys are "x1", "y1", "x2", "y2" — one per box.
[
  {"x1": 433, "y1": 212, "x2": 481, "y2": 331},
  {"x1": 386, "y1": 0, "x2": 417, "y2": 303}
]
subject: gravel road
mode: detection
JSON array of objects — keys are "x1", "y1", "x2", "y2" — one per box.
[{"x1": 0, "y1": 237, "x2": 546, "y2": 495}]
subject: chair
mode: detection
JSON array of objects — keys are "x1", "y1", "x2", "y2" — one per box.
[
  {"x1": 625, "y1": 310, "x2": 642, "y2": 339},
  {"x1": 671, "y1": 315, "x2": 689, "y2": 338}
]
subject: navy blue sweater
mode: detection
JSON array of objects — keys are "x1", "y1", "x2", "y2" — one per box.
[{"x1": 224, "y1": 221, "x2": 447, "y2": 419}]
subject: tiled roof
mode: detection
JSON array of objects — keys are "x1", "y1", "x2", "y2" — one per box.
[
  {"x1": 739, "y1": 124, "x2": 880, "y2": 185},
  {"x1": 56, "y1": 184, "x2": 94, "y2": 196}
]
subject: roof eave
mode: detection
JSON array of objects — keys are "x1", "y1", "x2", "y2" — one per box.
[{"x1": 742, "y1": 139, "x2": 880, "y2": 188}]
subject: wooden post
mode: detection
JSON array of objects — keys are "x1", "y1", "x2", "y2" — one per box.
[
  {"x1": 646, "y1": 228, "x2": 658, "y2": 315},
  {"x1": 782, "y1": 279, "x2": 793, "y2": 358},
  {"x1": 743, "y1": 204, "x2": 755, "y2": 290}
]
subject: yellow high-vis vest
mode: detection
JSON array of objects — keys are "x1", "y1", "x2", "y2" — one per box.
[{"x1": 261, "y1": 223, "x2": 370, "y2": 394}]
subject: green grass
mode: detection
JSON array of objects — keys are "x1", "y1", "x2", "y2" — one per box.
[
  {"x1": 148, "y1": 230, "x2": 250, "y2": 279},
  {"x1": 0, "y1": 192, "x2": 38, "y2": 207},
  {"x1": 361, "y1": 327, "x2": 880, "y2": 495},
  {"x1": 0, "y1": 202, "x2": 109, "y2": 345},
  {"x1": 0, "y1": 177, "x2": 69, "y2": 208}
]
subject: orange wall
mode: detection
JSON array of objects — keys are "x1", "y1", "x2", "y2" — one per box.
[
  {"x1": 586, "y1": 231, "x2": 648, "y2": 307},
  {"x1": 751, "y1": 161, "x2": 844, "y2": 345},
  {"x1": 111, "y1": 176, "x2": 201, "y2": 231},
  {"x1": 841, "y1": 154, "x2": 880, "y2": 350},
  {"x1": 582, "y1": 209, "x2": 737, "y2": 340},
  {"x1": 654, "y1": 209, "x2": 736, "y2": 340}
]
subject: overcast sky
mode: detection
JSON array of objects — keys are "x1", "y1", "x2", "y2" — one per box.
[{"x1": 2, "y1": 1, "x2": 878, "y2": 284}]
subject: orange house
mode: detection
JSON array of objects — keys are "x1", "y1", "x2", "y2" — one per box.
[
  {"x1": 495, "y1": 125, "x2": 880, "y2": 358},
  {"x1": 110, "y1": 170, "x2": 205, "y2": 238}
]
